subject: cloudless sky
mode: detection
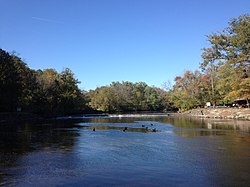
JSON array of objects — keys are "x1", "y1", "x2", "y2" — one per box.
[{"x1": 1, "y1": 0, "x2": 249, "y2": 90}]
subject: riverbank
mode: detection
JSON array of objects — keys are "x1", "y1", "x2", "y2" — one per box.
[
  {"x1": 182, "y1": 108, "x2": 250, "y2": 120},
  {"x1": 2, "y1": 108, "x2": 250, "y2": 124}
]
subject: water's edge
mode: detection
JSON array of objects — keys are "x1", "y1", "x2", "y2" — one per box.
[{"x1": 181, "y1": 108, "x2": 250, "y2": 120}]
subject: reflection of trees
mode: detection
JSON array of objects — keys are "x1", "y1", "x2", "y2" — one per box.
[
  {"x1": 0, "y1": 122, "x2": 80, "y2": 168},
  {"x1": 158, "y1": 116, "x2": 250, "y2": 186},
  {"x1": 81, "y1": 115, "x2": 250, "y2": 134},
  {"x1": 210, "y1": 120, "x2": 250, "y2": 133},
  {"x1": 161, "y1": 116, "x2": 206, "y2": 129},
  {"x1": 160, "y1": 116, "x2": 250, "y2": 134}
]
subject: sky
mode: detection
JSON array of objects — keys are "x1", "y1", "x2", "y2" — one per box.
[{"x1": 1, "y1": 0, "x2": 249, "y2": 90}]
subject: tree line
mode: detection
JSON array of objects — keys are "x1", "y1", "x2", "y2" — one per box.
[
  {"x1": 0, "y1": 14, "x2": 249, "y2": 114},
  {"x1": 0, "y1": 49, "x2": 171, "y2": 114},
  {"x1": 0, "y1": 49, "x2": 85, "y2": 115},
  {"x1": 88, "y1": 81, "x2": 170, "y2": 112}
]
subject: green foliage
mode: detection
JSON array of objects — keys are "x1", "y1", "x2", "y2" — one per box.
[
  {"x1": 89, "y1": 81, "x2": 169, "y2": 112},
  {"x1": 0, "y1": 49, "x2": 169, "y2": 114},
  {"x1": 33, "y1": 68, "x2": 85, "y2": 115},
  {"x1": 0, "y1": 49, "x2": 86, "y2": 115},
  {"x1": 89, "y1": 86, "x2": 118, "y2": 112},
  {"x1": 0, "y1": 49, "x2": 35, "y2": 112}
]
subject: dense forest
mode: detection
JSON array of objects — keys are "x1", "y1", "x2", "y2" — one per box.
[
  {"x1": 0, "y1": 14, "x2": 249, "y2": 115},
  {"x1": 0, "y1": 49, "x2": 85, "y2": 114}
]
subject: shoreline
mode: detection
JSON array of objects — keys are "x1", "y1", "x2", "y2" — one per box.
[
  {"x1": 1, "y1": 108, "x2": 250, "y2": 124},
  {"x1": 181, "y1": 108, "x2": 250, "y2": 120}
]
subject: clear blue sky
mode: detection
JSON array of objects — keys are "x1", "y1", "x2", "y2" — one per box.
[{"x1": 1, "y1": 0, "x2": 249, "y2": 90}]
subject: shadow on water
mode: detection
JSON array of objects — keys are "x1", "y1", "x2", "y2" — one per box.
[
  {"x1": 0, "y1": 121, "x2": 81, "y2": 186},
  {"x1": 0, "y1": 122, "x2": 80, "y2": 154}
]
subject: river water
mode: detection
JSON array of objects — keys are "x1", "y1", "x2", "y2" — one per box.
[{"x1": 0, "y1": 115, "x2": 250, "y2": 186}]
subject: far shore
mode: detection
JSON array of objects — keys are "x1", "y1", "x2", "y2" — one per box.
[
  {"x1": 180, "y1": 108, "x2": 250, "y2": 120},
  {"x1": 1, "y1": 108, "x2": 250, "y2": 124}
]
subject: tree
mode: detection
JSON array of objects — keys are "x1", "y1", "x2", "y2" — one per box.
[
  {"x1": 110, "y1": 81, "x2": 134, "y2": 111},
  {"x1": 59, "y1": 68, "x2": 85, "y2": 114},
  {"x1": 33, "y1": 69, "x2": 61, "y2": 113},
  {"x1": 34, "y1": 68, "x2": 85, "y2": 114},
  {"x1": 201, "y1": 14, "x2": 250, "y2": 105},
  {"x1": 144, "y1": 86, "x2": 165, "y2": 111},
  {"x1": 0, "y1": 49, "x2": 36, "y2": 112},
  {"x1": 131, "y1": 82, "x2": 148, "y2": 111},
  {"x1": 0, "y1": 49, "x2": 18, "y2": 112},
  {"x1": 89, "y1": 86, "x2": 118, "y2": 112},
  {"x1": 89, "y1": 81, "x2": 170, "y2": 112},
  {"x1": 0, "y1": 48, "x2": 86, "y2": 115},
  {"x1": 169, "y1": 70, "x2": 206, "y2": 111}
]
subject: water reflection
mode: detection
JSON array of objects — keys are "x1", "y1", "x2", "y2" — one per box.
[
  {"x1": 0, "y1": 122, "x2": 80, "y2": 186},
  {"x1": 174, "y1": 129, "x2": 229, "y2": 137},
  {"x1": 53, "y1": 114, "x2": 250, "y2": 133},
  {"x1": 207, "y1": 119, "x2": 250, "y2": 133},
  {"x1": 77, "y1": 115, "x2": 250, "y2": 134},
  {"x1": 0, "y1": 123, "x2": 80, "y2": 154},
  {"x1": 0, "y1": 115, "x2": 250, "y2": 186}
]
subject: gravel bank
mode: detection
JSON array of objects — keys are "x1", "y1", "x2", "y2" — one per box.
[{"x1": 183, "y1": 108, "x2": 250, "y2": 120}]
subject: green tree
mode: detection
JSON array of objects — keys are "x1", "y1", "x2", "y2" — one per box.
[
  {"x1": 59, "y1": 68, "x2": 85, "y2": 114},
  {"x1": 34, "y1": 68, "x2": 85, "y2": 114},
  {"x1": 144, "y1": 86, "x2": 164, "y2": 111},
  {"x1": 0, "y1": 48, "x2": 86, "y2": 115},
  {"x1": 33, "y1": 69, "x2": 61, "y2": 113},
  {"x1": 132, "y1": 82, "x2": 148, "y2": 111},
  {"x1": 0, "y1": 49, "x2": 36, "y2": 112},
  {"x1": 89, "y1": 86, "x2": 118, "y2": 112},
  {"x1": 89, "y1": 81, "x2": 170, "y2": 112},
  {"x1": 110, "y1": 81, "x2": 134, "y2": 111}
]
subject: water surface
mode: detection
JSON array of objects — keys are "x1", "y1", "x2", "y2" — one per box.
[{"x1": 0, "y1": 115, "x2": 250, "y2": 186}]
